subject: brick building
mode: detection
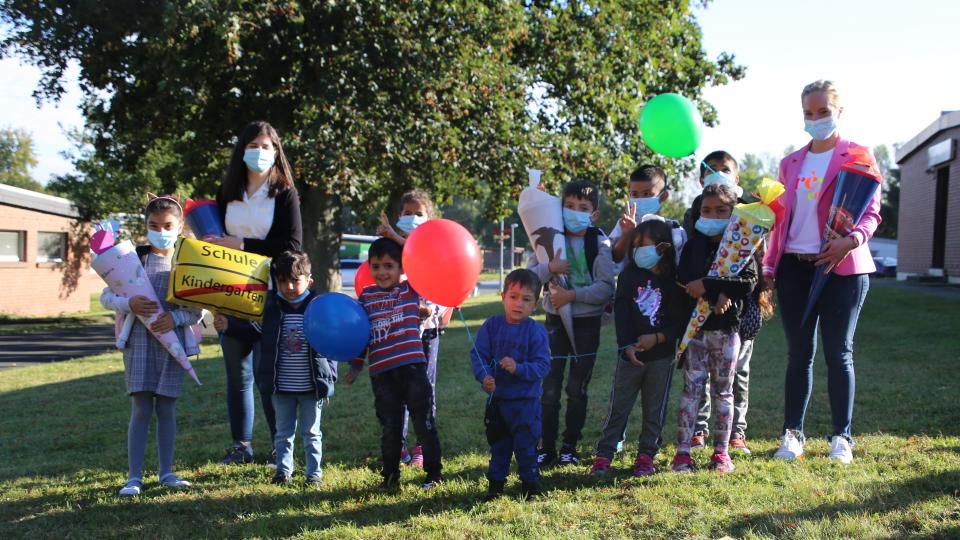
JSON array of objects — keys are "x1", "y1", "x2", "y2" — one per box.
[
  {"x1": 0, "y1": 184, "x2": 101, "y2": 316},
  {"x1": 895, "y1": 111, "x2": 960, "y2": 284}
]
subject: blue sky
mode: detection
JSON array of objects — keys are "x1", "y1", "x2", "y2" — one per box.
[{"x1": 2, "y1": 0, "x2": 959, "y2": 184}]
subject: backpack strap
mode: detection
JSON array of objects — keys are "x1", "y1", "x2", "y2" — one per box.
[
  {"x1": 584, "y1": 227, "x2": 600, "y2": 280},
  {"x1": 135, "y1": 245, "x2": 151, "y2": 266}
]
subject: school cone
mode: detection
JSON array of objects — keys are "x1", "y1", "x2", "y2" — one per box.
[
  {"x1": 91, "y1": 235, "x2": 201, "y2": 385},
  {"x1": 517, "y1": 168, "x2": 577, "y2": 354}
]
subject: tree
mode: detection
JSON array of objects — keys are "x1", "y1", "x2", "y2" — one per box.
[
  {"x1": 0, "y1": 127, "x2": 42, "y2": 192},
  {"x1": 873, "y1": 144, "x2": 900, "y2": 239},
  {"x1": 2, "y1": 0, "x2": 744, "y2": 290},
  {"x1": 738, "y1": 152, "x2": 779, "y2": 201}
]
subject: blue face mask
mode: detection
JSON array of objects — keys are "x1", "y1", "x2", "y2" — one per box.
[
  {"x1": 243, "y1": 148, "x2": 276, "y2": 173},
  {"x1": 146, "y1": 229, "x2": 178, "y2": 250},
  {"x1": 396, "y1": 214, "x2": 428, "y2": 234},
  {"x1": 632, "y1": 245, "x2": 662, "y2": 269},
  {"x1": 631, "y1": 196, "x2": 661, "y2": 220},
  {"x1": 562, "y1": 208, "x2": 592, "y2": 233},
  {"x1": 804, "y1": 116, "x2": 838, "y2": 141},
  {"x1": 279, "y1": 289, "x2": 311, "y2": 304},
  {"x1": 695, "y1": 217, "x2": 729, "y2": 237}
]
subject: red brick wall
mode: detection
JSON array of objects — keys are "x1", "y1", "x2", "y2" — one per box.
[
  {"x1": 0, "y1": 204, "x2": 101, "y2": 316},
  {"x1": 897, "y1": 126, "x2": 960, "y2": 278}
]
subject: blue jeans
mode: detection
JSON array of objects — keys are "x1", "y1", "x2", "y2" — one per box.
[
  {"x1": 272, "y1": 393, "x2": 323, "y2": 478},
  {"x1": 221, "y1": 334, "x2": 276, "y2": 446},
  {"x1": 776, "y1": 254, "x2": 869, "y2": 441}
]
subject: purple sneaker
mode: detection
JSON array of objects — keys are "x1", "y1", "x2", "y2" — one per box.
[{"x1": 632, "y1": 453, "x2": 656, "y2": 477}]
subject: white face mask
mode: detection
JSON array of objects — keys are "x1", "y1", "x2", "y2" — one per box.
[{"x1": 701, "y1": 162, "x2": 744, "y2": 198}]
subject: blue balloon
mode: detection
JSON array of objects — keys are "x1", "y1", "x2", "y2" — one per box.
[{"x1": 303, "y1": 293, "x2": 370, "y2": 361}]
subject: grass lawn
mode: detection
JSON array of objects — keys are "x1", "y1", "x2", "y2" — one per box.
[
  {"x1": 0, "y1": 293, "x2": 113, "y2": 334},
  {"x1": 1, "y1": 281, "x2": 958, "y2": 539}
]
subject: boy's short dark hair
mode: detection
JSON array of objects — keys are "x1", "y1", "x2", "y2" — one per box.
[
  {"x1": 503, "y1": 268, "x2": 542, "y2": 300},
  {"x1": 699, "y1": 150, "x2": 739, "y2": 178},
  {"x1": 562, "y1": 180, "x2": 600, "y2": 211},
  {"x1": 272, "y1": 250, "x2": 312, "y2": 282},
  {"x1": 702, "y1": 183, "x2": 738, "y2": 208},
  {"x1": 629, "y1": 165, "x2": 667, "y2": 192},
  {"x1": 369, "y1": 237, "x2": 403, "y2": 265}
]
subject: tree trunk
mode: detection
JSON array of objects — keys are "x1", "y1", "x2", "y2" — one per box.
[{"x1": 299, "y1": 183, "x2": 343, "y2": 293}]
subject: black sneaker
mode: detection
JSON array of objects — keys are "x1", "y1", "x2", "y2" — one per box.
[
  {"x1": 271, "y1": 472, "x2": 292, "y2": 485},
  {"x1": 266, "y1": 448, "x2": 278, "y2": 469},
  {"x1": 220, "y1": 444, "x2": 254, "y2": 465},
  {"x1": 558, "y1": 445, "x2": 580, "y2": 466},
  {"x1": 421, "y1": 474, "x2": 444, "y2": 490},
  {"x1": 305, "y1": 474, "x2": 323, "y2": 487},
  {"x1": 537, "y1": 448, "x2": 557, "y2": 468},
  {"x1": 379, "y1": 474, "x2": 401, "y2": 493},
  {"x1": 482, "y1": 480, "x2": 505, "y2": 502},
  {"x1": 520, "y1": 481, "x2": 541, "y2": 500}
]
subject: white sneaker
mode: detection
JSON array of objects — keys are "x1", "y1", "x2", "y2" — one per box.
[
  {"x1": 118, "y1": 478, "x2": 142, "y2": 497},
  {"x1": 828, "y1": 436, "x2": 853, "y2": 464},
  {"x1": 774, "y1": 430, "x2": 804, "y2": 460}
]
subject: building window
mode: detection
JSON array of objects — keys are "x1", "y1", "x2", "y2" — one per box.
[
  {"x1": 37, "y1": 231, "x2": 67, "y2": 263},
  {"x1": 0, "y1": 230, "x2": 25, "y2": 262}
]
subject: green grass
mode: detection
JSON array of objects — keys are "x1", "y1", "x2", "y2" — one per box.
[
  {"x1": 0, "y1": 293, "x2": 113, "y2": 334},
  {"x1": 1, "y1": 282, "x2": 958, "y2": 539}
]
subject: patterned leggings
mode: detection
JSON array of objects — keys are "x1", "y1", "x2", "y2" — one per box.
[{"x1": 677, "y1": 329, "x2": 740, "y2": 454}]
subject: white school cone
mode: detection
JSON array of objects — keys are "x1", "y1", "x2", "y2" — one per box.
[{"x1": 518, "y1": 169, "x2": 577, "y2": 354}]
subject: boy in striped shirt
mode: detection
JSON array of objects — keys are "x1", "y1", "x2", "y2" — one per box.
[{"x1": 346, "y1": 238, "x2": 443, "y2": 490}]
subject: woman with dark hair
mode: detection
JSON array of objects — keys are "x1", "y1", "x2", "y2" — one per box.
[
  {"x1": 764, "y1": 81, "x2": 881, "y2": 464},
  {"x1": 208, "y1": 121, "x2": 303, "y2": 465}
]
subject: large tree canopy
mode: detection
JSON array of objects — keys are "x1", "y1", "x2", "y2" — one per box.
[{"x1": 2, "y1": 0, "x2": 743, "y2": 290}]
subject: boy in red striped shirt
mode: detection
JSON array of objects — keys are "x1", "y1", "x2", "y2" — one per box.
[{"x1": 346, "y1": 237, "x2": 443, "y2": 490}]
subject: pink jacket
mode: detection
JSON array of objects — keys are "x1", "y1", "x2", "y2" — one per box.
[{"x1": 762, "y1": 137, "x2": 883, "y2": 278}]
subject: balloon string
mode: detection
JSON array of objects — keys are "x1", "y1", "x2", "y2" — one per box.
[{"x1": 456, "y1": 307, "x2": 495, "y2": 405}]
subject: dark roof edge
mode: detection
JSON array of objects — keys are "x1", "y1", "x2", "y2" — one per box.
[{"x1": 896, "y1": 111, "x2": 960, "y2": 164}]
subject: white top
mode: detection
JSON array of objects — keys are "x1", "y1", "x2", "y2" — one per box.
[
  {"x1": 785, "y1": 149, "x2": 834, "y2": 254},
  {"x1": 224, "y1": 180, "x2": 276, "y2": 240}
]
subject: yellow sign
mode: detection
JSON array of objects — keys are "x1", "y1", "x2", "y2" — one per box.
[{"x1": 166, "y1": 238, "x2": 271, "y2": 321}]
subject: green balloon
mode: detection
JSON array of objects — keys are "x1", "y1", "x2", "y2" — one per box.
[{"x1": 639, "y1": 93, "x2": 703, "y2": 158}]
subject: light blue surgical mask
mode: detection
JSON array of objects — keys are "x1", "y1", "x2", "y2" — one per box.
[
  {"x1": 280, "y1": 289, "x2": 311, "y2": 304},
  {"x1": 631, "y1": 196, "x2": 661, "y2": 220},
  {"x1": 695, "y1": 216, "x2": 729, "y2": 237},
  {"x1": 632, "y1": 245, "x2": 662, "y2": 269},
  {"x1": 146, "y1": 229, "x2": 178, "y2": 250},
  {"x1": 701, "y1": 162, "x2": 744, "y2": 198},
  {"x1": 243, "y1": 148, "x2": 276, "y2": 173},
  {"x1": 562, "y1": 208, "x2": 592, "y2": 233},
  {"x1": 396, "y1": 214, "x2": 428, "y2": 234},
  {"x1": 804, "y1": 116, "x2": 838, "y2": 141}
]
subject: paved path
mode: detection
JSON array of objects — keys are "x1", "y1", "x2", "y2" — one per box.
[{"x1": 0, "y1": 324, "x2": 116, "y2": 369}]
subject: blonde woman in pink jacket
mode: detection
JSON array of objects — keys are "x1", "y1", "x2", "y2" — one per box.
[{"x1": 763, "y1": 80, "x2": 882, "y2": 465}]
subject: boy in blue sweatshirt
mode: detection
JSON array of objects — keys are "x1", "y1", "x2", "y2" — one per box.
[{"x1": 470, "y1": 269, "x2": 551, "y2": 501}]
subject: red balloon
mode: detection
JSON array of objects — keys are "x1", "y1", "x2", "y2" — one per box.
[
  {"x1": 402, "y1": 219, "x2": 481, "y2": 307},
  {"x1": 353, "y1": 261, "x2": 375, "y2": 297}
]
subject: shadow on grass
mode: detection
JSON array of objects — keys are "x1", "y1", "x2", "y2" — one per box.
[{"x1": 726, "y1": 469, "x2": 960, "y2": 538}]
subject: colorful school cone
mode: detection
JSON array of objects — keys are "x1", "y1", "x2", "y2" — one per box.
[
  {"x1": 183, "y1": 198, "x2": 225, "y2": 239},
  {"x1": 518, "y1": 168, "x2": 577, "y2": 354},
  {"x1": 676, "y1": 178, "x2": 785, "y2": 358},
  {"x1": 800, "y1": 147, "x2": 883, "y2": 324},
  {"x1": 91, "y1": 239, "x2": 201, "y2": 385}
]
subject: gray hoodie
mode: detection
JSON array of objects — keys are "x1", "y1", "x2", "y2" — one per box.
[{"x1": 528, "y1": 230, "x2": 616, "y2": 318}]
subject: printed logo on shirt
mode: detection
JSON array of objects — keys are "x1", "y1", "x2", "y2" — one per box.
[
  {"x1": 798, "y1": 169, "x2": 824, "y2": 201},
  {"x1": 634, "y1": 280, "x2": 662, "y2": 326},
  {"x1": 284, "y1": 326, "x2": 304, "y2": 354}
]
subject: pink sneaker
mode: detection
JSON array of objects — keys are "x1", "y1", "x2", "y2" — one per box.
[
  {"x1": 708, "y1": 451, "x2": 735, "y2": 473},
  {"x1": 590, "y1": 456, "x2": 612, "y2": 477},
  {"x1": 410, "y1": 444, "x2": 424, "y2": 469},
  {"x1": 671, "y1": 452, "x2": 695, "y2": 473},
  {"x1": 632, "y1": 453, "x2": 656, "y2": 477}
]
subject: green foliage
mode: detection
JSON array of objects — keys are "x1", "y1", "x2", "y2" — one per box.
[
  {"x1": 873, "y1": 144, "x2": 900, "y2": 239},
  {"x1": 738, "y1": 153, "x2": 780, "y2": 201},
  {"x1": 0, "y1": 127, "x2": 42, "y2": 191},
  {"x1": 0, "y1": 283, "x2": 958, "y2": 538}
]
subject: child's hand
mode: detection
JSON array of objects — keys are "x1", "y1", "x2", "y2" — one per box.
[
  {"x1": 149, "y1": 312, "x2": 175, "y2": 333},
  {"x1": 636, "y1": 333, "x2": 658, "y2": 352},
  {"x1": 499, "y1": 356, "x2": 517, "y2": 374},
  {"x1": 376, "y1": 212, "x2": 403, "y2": 242},
  {"x1": 624, "y1": 345, "x2": 644, "y2": 367},
  {"x1": 345, "y1": 367, "x2": 361, "y2": 385},
  {"x1": 548, "y1": 283, "x2": 576, "y2": 309},
  {"x1": 713, "y1": 293, "x2": 732, "y2": 315},
  {"x1": 213, "y1": 313, "x2": 228, "y2": 333},
  {"x1": 548, "y1": 249, "x2": 569, "y2": 275},
  {"x1": 618, "y1": 200, "x2": 638, "y2": 233},
  {"x1": 418, "y1": 304, "x2": 432, "y2": 320},
  {"x1": 685, "y1": 279, "x2": 705, "y2": 299},
  {"x1": 205, "y1": 235, "x2": 243, "y2": 250},
  {"x1": 482, "y1": 376, "x2": 496, "y2": 393},
  {"x1": 129, "y1": 295, "x2": 159, "y2": 317}
]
